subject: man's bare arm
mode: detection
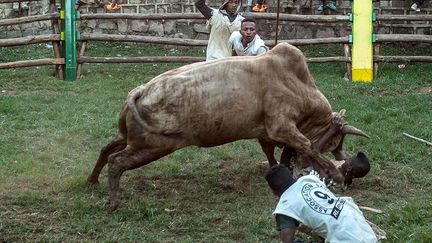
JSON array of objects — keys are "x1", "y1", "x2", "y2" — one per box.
[
  {"x1": 331, "y1": 136, "x2": 348, "y2": 161},
  {"x1": 280, "y1": 228, "x2": 296, "y2": 243},
  {"x1": 195, "y1": 0, "x2": 212, "y2": 20}
]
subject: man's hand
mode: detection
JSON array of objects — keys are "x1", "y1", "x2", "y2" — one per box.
[{"x1": 328, "y1": 112, "x2": 346, "y2": 134}]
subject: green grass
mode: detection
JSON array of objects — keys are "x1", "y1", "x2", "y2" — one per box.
[{"x1": 1, "y1": 43, "x2": 432, "y2": 242}]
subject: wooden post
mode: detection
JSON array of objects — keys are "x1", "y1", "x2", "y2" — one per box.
[
  {"x1": 344, "y1": 44, "x2": 352, "y2": 80},
  {"x1": 76, "y1": 41, "x2": 87, "y2": 79},
  {"x1": 49, "y1": 0, "x2": 63, "y2": 79},
  {"x1": 373, "y1": 44, "x2": 380, "y2": 79}
]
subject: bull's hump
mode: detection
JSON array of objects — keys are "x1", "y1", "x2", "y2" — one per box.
[{"x1": 270, "y1": 42, "x2": 302, "y2": 56}]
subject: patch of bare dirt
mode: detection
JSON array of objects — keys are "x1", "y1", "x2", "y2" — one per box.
[
  {"x1": 217, "y1": 162, "x2": 232, "y2": 172},
  {"x1": 0, "y1": 89, "x2": 61, "y2": 96},
  {"x1": 419, "y1": 86, "x2": 432, "y2": 94},
  {"x1": 376, "y1": 86, "x2": 432, "y2": 96},
  {"x1": 214, "y1": 173, "x2": 255, "y2": 195},
  {"x1": 0, "y1": 89, "x2": 21, "y2": 96}
]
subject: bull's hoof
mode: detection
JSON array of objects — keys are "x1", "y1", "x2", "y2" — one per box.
[
  {"x1": 329, "y1": 171, "x2": 345, "y2": 183},
  {"x1": 110, "y1": 199, "x2": 120, "y2": 211},
  {"x1": 86, "y1": 175, "x2": 100, "y2": 185}
]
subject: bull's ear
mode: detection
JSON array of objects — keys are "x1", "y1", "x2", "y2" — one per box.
[
  {"x1": 339, "y1": 109, "x2": 346, "y2": 117},
  {"x1": 342, "y1": 125, "x2": 370, "y2": 138}
]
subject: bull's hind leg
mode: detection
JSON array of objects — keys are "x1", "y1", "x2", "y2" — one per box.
[
  {"x1": 87, "y1": 135, "x2": 126, "y2": 184},
  {"x1": 107, "y1": 146, "x2": 176, "y2": 211}
]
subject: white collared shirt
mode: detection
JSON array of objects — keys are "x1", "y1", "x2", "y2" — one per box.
[
  {"x1": 229, "y1": 31, "x2": 268, "y2": 56},
  {"x1": 273, "y1": 173, "x2": 378, "y2": 243}
]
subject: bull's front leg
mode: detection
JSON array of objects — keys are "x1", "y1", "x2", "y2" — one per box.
[
  {"x1": 280, "y1": 146, "x2": 297, "y2": 168},
  {"x1": 266, "y1": 123, "x2": 344, "y2": 182},
  {"x1": 313, "y1": 155, "x2": 345, "y2": 182},
  {"x1": 258, "y1": 139, "x2": 278, "y2": 167},
  {"x1": 311, "y1": 111, "x2": 345, "y2": 153}
]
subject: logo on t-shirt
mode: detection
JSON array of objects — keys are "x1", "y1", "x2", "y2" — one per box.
[{"x1": 301, "y1": 182, "x2": 346, "y2": 219}]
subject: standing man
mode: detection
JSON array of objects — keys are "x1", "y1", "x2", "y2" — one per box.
[
  {"x1": 265, "y1": 165, "x2": 378, "y2": 243},
  {"x1": 229, "y1": 18, "x2": 268, "y2": 56},
  {"x1": 195, "y1": 0, "x2": 244, "y2": 60}
]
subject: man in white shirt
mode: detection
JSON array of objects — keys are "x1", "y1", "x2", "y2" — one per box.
[
  {"x1": 229, "y1": 18, "x2": 268, "y2": 56},
  {"x1": 265, "y1": 165, "x2": 378, "y2": 243},
  {"x1": 195, "y1": 0, "x2": 244, "y2": 60}
]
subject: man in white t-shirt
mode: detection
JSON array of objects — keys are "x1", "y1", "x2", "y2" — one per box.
[
  {"x1": 229, "y1": 18, "x2": 269, "y2": 56},
  {"x1": 196, "y1": 0, "x2": 244, "y2": 60},
  {"x1": 265, "y1": 165, "x2": 378, "y2": 243}
]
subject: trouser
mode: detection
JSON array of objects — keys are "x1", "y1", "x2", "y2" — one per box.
[
  {"x1": 248, "y1": 0, "x2": 265, "y2": 5},
  {"x1": 413, "y1": 0, "x2": 424, "y2": 5}
]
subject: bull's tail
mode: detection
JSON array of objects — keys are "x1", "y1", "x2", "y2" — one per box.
[{"x1": 126, "y1": 86, "x2": 154, "y2": 132}]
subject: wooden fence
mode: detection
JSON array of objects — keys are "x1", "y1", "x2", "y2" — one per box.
[
  {"x1": 1, "y1": 7, "x2": 432, "y2": 79},
  {"x1": 0, "y1": 0, "x2": 63, "y2": 77}
]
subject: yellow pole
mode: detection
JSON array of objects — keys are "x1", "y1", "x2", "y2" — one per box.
[{"x1": 351, "y1": 0, "x2": 373, "y2": 82}]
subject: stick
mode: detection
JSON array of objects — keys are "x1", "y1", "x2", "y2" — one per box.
[
  {"x1": 275, "y1": 0, "x2": 280, "y2": 46},
  {"x1": 359, "y1": 206, "x2": 383, "y2": 214},
  {"x1": 402, "y1": 133, "x2": 432, "y2": 146}
]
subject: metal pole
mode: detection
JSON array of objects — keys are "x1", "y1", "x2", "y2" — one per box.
[{"x1": 61, "y1": 0, "x2": 77, "y2": 81}]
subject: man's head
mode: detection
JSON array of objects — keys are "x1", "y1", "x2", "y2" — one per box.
[
  {"x1": 265, "y1": 165, "x2": 295, "y2": 197},
  {"x1": 220, "y1": 0, "x2": 241, "y2": 16},
  {"x1": 240, "y1": 18, "x2": 258, "y2": 45},
  {"x1": 341, "y1": 152, "x2": 371, "y2": 185}
]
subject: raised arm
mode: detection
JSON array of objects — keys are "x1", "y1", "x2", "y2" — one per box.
[{"x1": 195, "y1": 0, "x2": 212, "y2": 20}]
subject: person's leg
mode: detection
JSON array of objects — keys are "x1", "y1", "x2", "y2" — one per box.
[
  {"x1": 416, "y1": 0, "x2": 425, "y2": 6},
  {"x1": 113, "y1": 0, "x2": 121, "y2": 10},
  {"x1": 281, "y1": 0, "x2": 295, "y2": 9},
  {"x1": 411, "y1": 0, "x2": 422, "y2": 11},
  {"x1": 326, "y1": 0, "x2": 337, "y2": 11},
  {"x1": 106, "y1": 0, "x2": 121, "y2": 11},
  {"x1": 245, "y1": 0, "x2": 253, "y2": 12},
  {"x1": 317, "y1": 0, "x2": 325, "y2": 11},
  {"x1": 253, "y1": 0, "x2": 267, "y2": 12}
]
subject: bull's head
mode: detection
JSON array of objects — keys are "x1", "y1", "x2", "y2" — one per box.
[
  {"x1": 319, "y1": 109, "x2": 369, "y2": 155},
  {"x1": 318, "y1": 109, "x2": 371, "y2": 184}
]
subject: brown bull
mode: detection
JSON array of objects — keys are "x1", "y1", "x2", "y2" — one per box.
[{"x1": 87, "y1": 43, "x2": 368, "y2": 210}]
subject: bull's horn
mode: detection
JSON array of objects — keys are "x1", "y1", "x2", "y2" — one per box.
[
  {"x1": 342, "y1": 125, "x2": 370, "y2": 138},
  {"x1": 339, "y1": 109, "x2": 346, "y2": 117}
]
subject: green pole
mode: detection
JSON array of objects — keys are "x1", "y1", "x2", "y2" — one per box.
[{"x1": 61, "y1": 0, "x2": 77, "y2": 81}]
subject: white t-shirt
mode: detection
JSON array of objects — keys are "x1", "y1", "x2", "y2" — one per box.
[
  {"x1": 206, "y1": 9, "x2": 244, "y2": 60},
  {"x1": 229, "y1": 31, "x2": 268, "y2": 56},
  {"x1": 273, "y1": 173, "x2": 378, "y2": 243}
]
